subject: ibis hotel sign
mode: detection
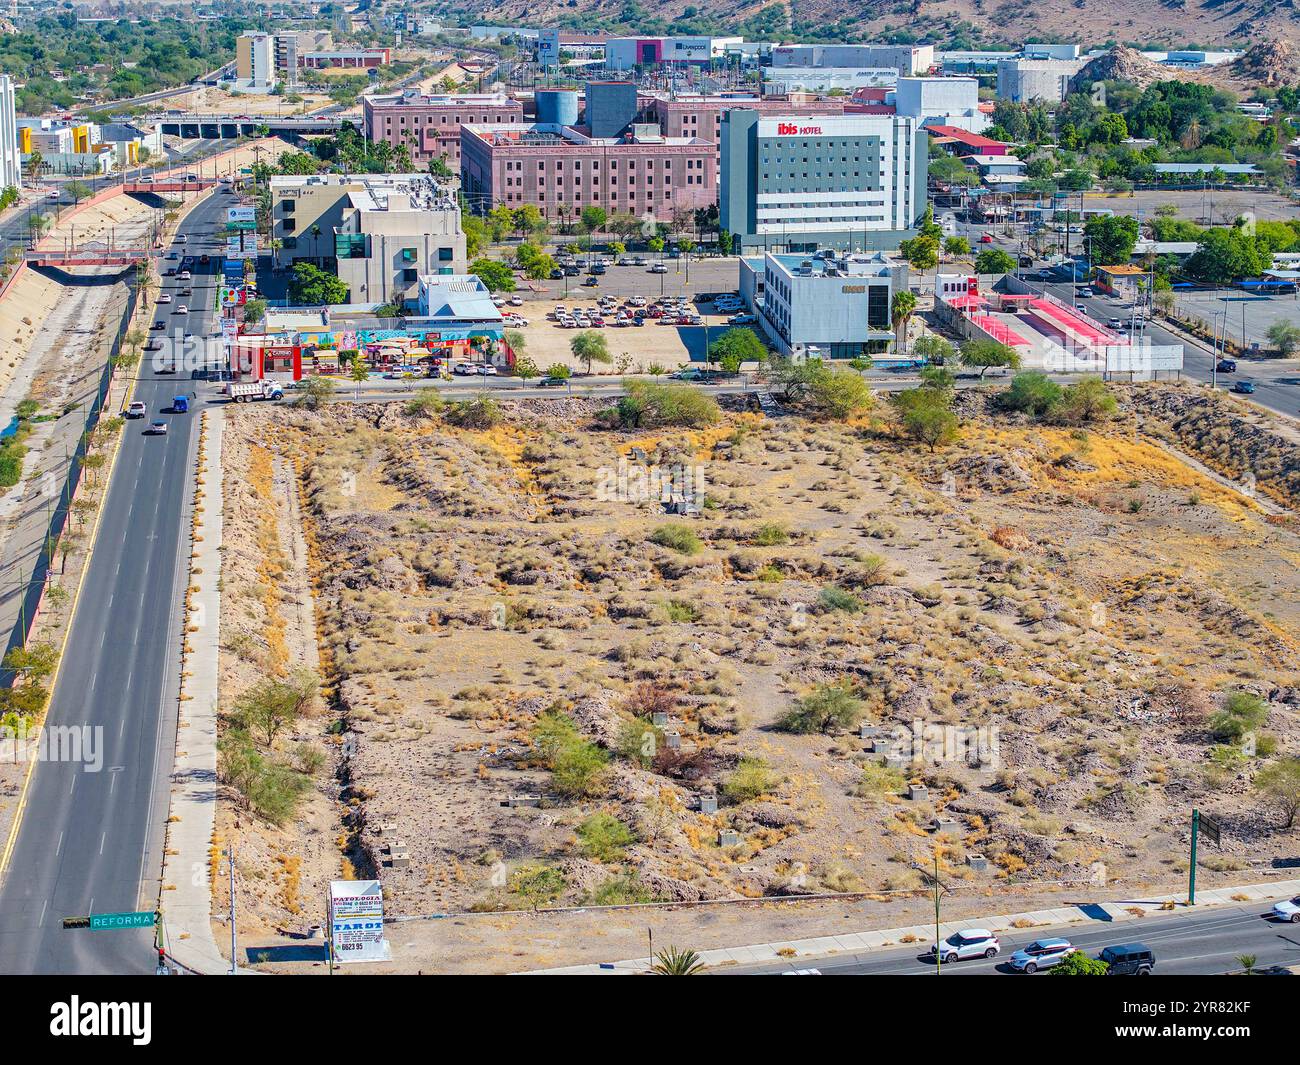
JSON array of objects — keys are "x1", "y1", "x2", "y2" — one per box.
[
  {"x1": 776, "y1": 122, "x2": 823, "y2": 136},
  {"x1": 759, "y1": 116, "x2": 891, "y2": 140}
]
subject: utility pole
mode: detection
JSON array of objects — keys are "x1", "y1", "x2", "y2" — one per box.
[
  {"x1": 1188, "y1": 809, "x2": 1199, "y2": 906},
  {"x1": 227, "y1": 846, "x2": 236, "y2": 974},
  {"x1": 933, "y1": 850, "x2": 943, "y2": 974}
]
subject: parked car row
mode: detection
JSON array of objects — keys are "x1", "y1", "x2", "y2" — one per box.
[{"x1": 929, "y1": 931, "x2": 1157, "y2": 974}]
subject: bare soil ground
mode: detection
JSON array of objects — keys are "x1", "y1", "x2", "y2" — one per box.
[{"x1": 216, "y1": 379, "x2": 1300, "y2": 971}]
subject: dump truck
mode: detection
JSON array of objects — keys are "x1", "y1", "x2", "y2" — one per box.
[{"x1": 224, "y1": 380, "x2": 284, "y2": 403}]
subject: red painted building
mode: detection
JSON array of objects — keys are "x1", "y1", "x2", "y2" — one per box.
[{"x1": 363, "y1": 92, "x2": 525, "y2": 167}]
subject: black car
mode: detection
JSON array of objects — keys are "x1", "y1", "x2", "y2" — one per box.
[
  {"x1": 582, "y1": 276, "x2": 599, "y2": 287},
  {"x1": 1216, "y1": 359, "x2": 1237, "y2": 373},
  {"x1": 549, "y1": 268, "x2": 564, "y2": 280},
  {"x1": 1100, "y1": 943, "x2": 1155, "y2": 975},
  {"x1": 563, "y1": 266, "x2": 580, "y2": 277}
]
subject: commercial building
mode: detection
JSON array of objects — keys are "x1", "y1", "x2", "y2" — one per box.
[
  {"x1": 460, "y1": 121, "x2": 717, "y2": 222},
  {"x1": 770, "y1": 44, "x2": 935, "y2": 76},
  {"x1": 586, "y1": 81, "x2": 640, "y2": 138},
  {"x1": 761, "y1": 67, "x2": 898, "y2": 95},
  {"x1": 363, "y1": 92, "x2": 525, "y2": 167},
  {"x1": 605, "y1": 36, "x2": 742, "y2": 70},
  {"x1": 270, "y1": 174, "x2": 466, "y2": 306},
  {"x1": 996, "y1": 58, "x2": 1085, "y2": 103},
  {"x1": 741, "y1": 249, "x2": 907, "y2": 359},
  {"x1": 893, "y1": 77, "x2": 988, "y2": 133},
  {"x1": 302, "y1": 48, "x2": 391, "y2": 69},
  {"x1": 926, "y1": 124, "x2": 1009, "y2": 157},
  {"x1": 0, "y1": 75, "x2": 19, "y2": 190},
  {"x1": 645, "y1": 93, "x2": 849, "y2": 167},
  {"x1": 235, "y1": 32, "x2": 278, "y2": 91},
  {"x1": 720, "y1": 110, "x2": 926, "y2": 254}
]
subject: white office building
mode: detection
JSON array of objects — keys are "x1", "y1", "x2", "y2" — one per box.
[
  {"x1": 996, "y1": 58, "x2": 1085, "y2": 103},
  {"x1": 770, "y1": 44, "x2": 935, "y2": 76},
  {"x1": 721, "y1": 111, "x2": 927, "y2": 254},
  {"x1": 0, "y1": 75, "x2": 21, "y2": 190},
  {"x1": 894, "y1": 77, "x2": 989, "y2": 133}
]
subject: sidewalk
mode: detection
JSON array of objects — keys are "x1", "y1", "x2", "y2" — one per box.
[
  {"x1": 529, "y1": 877, "x2": 1300, "y2": 974},
  {"x1": 159, "y1": 407, "x2": 228, "y2": 974}
]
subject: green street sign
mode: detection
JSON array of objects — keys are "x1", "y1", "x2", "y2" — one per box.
[{"x1": 89, "y1": 910, "x2": 157, "y2": 930}]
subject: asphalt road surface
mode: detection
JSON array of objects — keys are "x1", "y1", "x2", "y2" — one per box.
[
  {"x1": 730, "y1": 897, "x2": 1300, "y2": 975},
  {"x1": 0, "y1": 193, "x2": 225, "y2": 974},
  {"x1": 1020, "y1": 273, "x2": 1300, "y2": 420}
]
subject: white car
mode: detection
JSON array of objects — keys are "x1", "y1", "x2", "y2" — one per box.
[
  {"x1": 1271, "y1": 896, "x2": 1300, "y2": 922},
  {"x1": 491, "y1": 295, "x2": 507, "y2": 307},
  {"x1": 508, "y1": 295, "x2": 524, "y2": 306},
  {"x1": 474, "y1": 364, "x2": 498, "y2": 376},
  {"x1": 1007, "y1": 937, "x2": 1074, "y2": 973},
  {"x1": 125, "y1": 401, "x2": 147, "y2": 419},
  {"x1": 649, "y1": 263, "x2": 668, "y2": 274},
  {"x1": 452, "y1": 362, "x2": 475, "y2": 375},
  {"x1": 728, "y1": 313, "x2": 757, "y2": 325},
  {"x1": 146, "y1": 420, "x2": 168, "y2": 435},
  {"x1": 929, "y1": 929, "x2": 1000, "y2": 964},
  {"x1": 157, "y1": 293, "x2": 172, "y2": 304},
  {"x1": 173, "y1": 305, "x2": 188, "y2": 315}
]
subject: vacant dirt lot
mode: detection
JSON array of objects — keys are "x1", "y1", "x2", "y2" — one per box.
[{"x1": 218, "y1": 380, "x2": 1300, "y2": 971}]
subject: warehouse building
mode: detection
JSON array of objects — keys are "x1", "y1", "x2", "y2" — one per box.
[{"x1": 770, "y1": 44, "x2": 935, "y2": 76}]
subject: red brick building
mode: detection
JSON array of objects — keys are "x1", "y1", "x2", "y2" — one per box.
[
  {"x1": 643, "y1": 94, "x2": 848, "y2": 165},
  {"x1": 363, "y1": 92, "x2": 525, "y2": 168},
  {"x1": 460, "y1": 122, "x2": 717, "y2": 222}
]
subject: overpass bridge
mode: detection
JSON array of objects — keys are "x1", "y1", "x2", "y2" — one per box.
[
  {"x1": 26, "y1": 244, "x2": 152, "y2": 269},
  {"x1": 122, "y1": 177, "x2": 218, "y2": 195},
  {"x1": 154, "y1": 113, "x2": 346, "y2": 140}
]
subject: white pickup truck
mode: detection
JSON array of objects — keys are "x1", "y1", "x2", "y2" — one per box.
[{"x1": 225, "y1": 380, "x2": 285, "y2": 403}]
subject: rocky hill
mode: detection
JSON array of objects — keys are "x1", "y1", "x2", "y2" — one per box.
[{"x1": 444, "y1": 0, "x2": 1297, "y2": 53}]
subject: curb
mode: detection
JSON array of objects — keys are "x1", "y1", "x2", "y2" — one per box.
[{"x1": 526, "y1": 877, "x2": 1300, "y2": 974}]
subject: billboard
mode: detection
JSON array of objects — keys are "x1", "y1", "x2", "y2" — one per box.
[
  {"x1": 226, "y1": 205, "x2": 256, "y2": 231},
  {"x1": 328, "y1": 880, "x2": 388, "y2": 964},
  {"x1": 537, "y1": 28, "x2": 560, "y2": 67}
]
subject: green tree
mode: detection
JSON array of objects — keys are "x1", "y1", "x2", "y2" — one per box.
[
  {"x1": 974, "y1": 248, "x2": 1017, "y2": 274},
  {"x1": 1255, "y1": 757, "x2": 1300, "y2": 829},
  {"x1": 64, "y1": 180, "x2": 92, "y2": 204},
  {"x1": 899, "y1": 235, "x2": 939, "y2": 271},
  {"x1": 779, "y1": 683, "x2": 865, "y2": 734},
  {"x1": 808, "y1": 367, "x2": 873, "y2": 420},
  {"x1": 891, "y1": 290, "x2": 918, "y2": 354},
  {"x1": 470, "y1": 257, "x2": 517, "y2": 292},
  {"x1": 1266, "y1": 320, "x2": 1300, "y2": 356},
  {"x1": 580, "y1": 205, "x2": 607, "y2": 233},
  {"x1": 1083, "y1": 215, "x2": 1140, "y2": 264},
  {"x1": 1209, "y1": 690, "x2": 1269, "y2": 743},
  {"x1": 243, "y1": 298, "x2": 267, "y2": 325},
  {"x1": 289, "y1": 262, "x2": 348, "y2": 305},
  {"x1": 1050, "y1": 951, "x2": 1109, "y2": 975},
  {"x1": 891, "y1": 388, "x2": 960, "y2": 451},
  {"x1": 1056, "y1": 377, "x2": 1118, "y2": 425},
  {"x1": 1001, "y1": 371, "x2": 1063, "y2": 417},
  {"x1": 961, "y1": 338, "x2": 1021, "y2": 378},
  {"x1": 293, "y1": 375, "x2": 336, "y2": 410},
  {"x1": 707, "y1": 327, "x2": 766, "y2": 372},
  {"x1": 512, "y1": 354, "x2": 540, "y2": 383},
  {"x1": 944, "y1": 236, "x2": 971, "y2": 257},
  {"x1": 570, "y1": 330, "x2": 611, "y2": 374}
]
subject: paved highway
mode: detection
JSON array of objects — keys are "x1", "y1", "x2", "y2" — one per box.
[
  {"x1": 731, "y1": 897, "x2": 1300, "y2": 975},
  {"x1": 0, "y1": 193, "x2": 224, "y2": 973},
  {"x1": 1021, "y1": 273, "x2": 1300, "y2": 421}
]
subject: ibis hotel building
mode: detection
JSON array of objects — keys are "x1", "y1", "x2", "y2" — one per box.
[{"x1": 720, "y1": 110, "x2": 927, "y2": 254}]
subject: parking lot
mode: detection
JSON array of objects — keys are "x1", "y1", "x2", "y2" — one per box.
[
  {"x1": 1173, "y1": 288, "x2": 1300, "y2": 351},
  {"x1": 513, "y1": 254, "x2": 742, "y2": 306}
]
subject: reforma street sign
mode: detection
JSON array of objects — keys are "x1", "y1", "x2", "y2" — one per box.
[{"x1": 89, "y1": 911, "x2": 157, "y2": 930}]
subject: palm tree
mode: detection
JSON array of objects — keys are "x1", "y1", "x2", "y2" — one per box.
[
  {"x1": 1236, "y1": 954, "x2": 1257, "y2": 975},
  {"x1": 650, "y1": 946, "x2": 706, "y2": 975},
  {"x1": 891, "y1": 290, "x2": 918, "y2": 356}
]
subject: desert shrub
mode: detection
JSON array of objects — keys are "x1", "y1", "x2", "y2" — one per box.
[
  {"x1": 529, "y1": 710, "x2": 609, "y2": 796},
  {"x1": 624, "y1": 682, "x2": 678, "y2": 718},
  {"x1": 583, "y1": 873, "x2": 658, "y2": 906},
  {"x1": 779, "y1": 683, "x2": 866, "y2": 734},
  {"x1": 575, "y1": 812, "x2": 635, "y2": 861},
  {"x1": 231, "y1": 670, "x2": 319, "y2": 745},
  {"x1": 752, "y1": 521, "x2": 789, "y2": 546},
  {"x1": 1208, "y1": 690, "x2": 1269, "y2": 742},
  {"x1": 509, "y1": 864, "x2": 566, "y2": 906},
  {"x1": 404, "y1": 388, "x2": 444, "y2": 417},
  {"x1": 217, "y1": 732, "x2": 310, "y2": 825},
  {"x1": 446, "y1": 395, "x2": 501, "y2": 429},
  {"x1": 856, "y1": 763, "x2": 906, "y2": 796},
  {"x1": 612, "y1": 379, "x2": 721, "y2": 428},
  {"x1": 817, "y1": 586, "x2": 862, "y2": 613},
  {"x1": 616, "y1": 717, "x2": 663, "y2": 767},
  {"x1": 649, "y1": 523, "x2": 701, "y2": 555},
  {"x1": 663, "y1": 598, "x2": 701, "y2": 622},
  {"x1": 722, "y1": 756, "x2": 778, "y2": 803}
]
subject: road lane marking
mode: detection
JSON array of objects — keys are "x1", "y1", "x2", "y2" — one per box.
[{"x1": 56, "y1": 831, "x2": 63, "y2": 856}]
